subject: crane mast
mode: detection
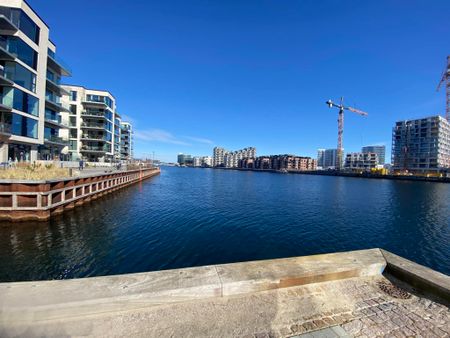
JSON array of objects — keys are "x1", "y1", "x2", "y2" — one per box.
[
  {"x1": 326, "y1": 98, "x2": 368, "y2": 170},
  {"x1": 437, "y1": 55, "x2": 450, "y2": 121}
]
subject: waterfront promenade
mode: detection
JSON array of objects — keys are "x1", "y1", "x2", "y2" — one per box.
[{"x1": 1, "y1": 249, "x2": 448, "y2": 337}]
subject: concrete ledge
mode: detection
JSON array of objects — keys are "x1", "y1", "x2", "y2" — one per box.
[
  {"x1": 0, "y1": 249, "x2": 386, "y2": 324},
  {"x1": 381, "y1": 249, "x2": 450, "y2": 305}
]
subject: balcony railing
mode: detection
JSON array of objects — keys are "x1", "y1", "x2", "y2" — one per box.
[
  {"x1": 81, "y1": 111, "x2": 107, "y2": 118},
  {"x1": 81, "y1": 145, "x2": 110, "y2": 153},
  {"x1": 81, "y1": 134, "x2": 108, "y2": 141},
  {"x1": 47, "y1": 49, "x2": 72, "y2": 76},
  {"x1": 81, "y1": 122, "x2": 108, "y2": 129},
  {"x1": 44, "y1": 135, "x2": 68, "y2": 145}
]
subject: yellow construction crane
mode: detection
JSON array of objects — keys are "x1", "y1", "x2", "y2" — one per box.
[
  {"x1": 437, "y1": 55, "x2": 450, "y2": 121},
  {"x1": 326, "y1": 98, "x2": 368, "y2": 170}
]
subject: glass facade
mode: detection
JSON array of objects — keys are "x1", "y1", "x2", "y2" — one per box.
[
  {"x1": 86, "y1": 94, "x2": 114, "y2": 109},
  {"x1": 11, "y1": 113, "x2": 38, "y2": 138},
  {"x1": 0, "y1": 35, "x2": 38, "y2": 69},
  {"x1": 3, "y1": 61, "x2": 36, "y2": 92},
  {"x1": 46, "y1": 69, "x2": 61, "y2": 84},
  {"x1": 0, "y1": 87, "x2": 39, "y2": 116},
  {"x1": 45, "y1": 108, "x2": 61, "y2": 123},
  {"x1": 0, "y1": 7, "x2": 40, "y2": 44}
]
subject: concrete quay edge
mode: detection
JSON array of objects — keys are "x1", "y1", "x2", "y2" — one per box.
[
  {"x1": 0, "y1": 248, "x2": 448, "y2": 324},
  {"x1": 381, "y1": 249, "x2": 450, "y2": 305}
]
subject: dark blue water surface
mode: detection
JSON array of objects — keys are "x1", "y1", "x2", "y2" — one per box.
[{"x1": 0, "y1": 166, "x2": 449, "y2": 282}]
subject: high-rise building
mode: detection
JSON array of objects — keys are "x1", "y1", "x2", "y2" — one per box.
[
  {"x1": 322, "y1": 148, "x2": 341, "y2": 169},
  {"x1": 0, "y1": 0, "x2": 71, "y2": 162},
  {"x1": 61, "y1": 85, "x2": 122, "y2": 162},
  {"x1": 362, "y1": 145, "x2": 386, "y2": 165},
  {"x1": 392, "y1": 115, "x2": 450, "y2": 173},
  {"x1": 344, "y1": 152, "x2": 378, "y2": 171},
  {"x1": 317, "y1": 149, "x2": 325, "y2": 168}
]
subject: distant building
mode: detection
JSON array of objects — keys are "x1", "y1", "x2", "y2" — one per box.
[
  {"x1": 392, "y1": 115, "x2": 450, "y2": 173},
  {"x1": 362, "y1": 145, "x2": 385, "y2": 165},
  {"x1": 213, "y1": 147, "x2": 227, "y2": 167},
  {"x1": 344, "y1": 152, "x2": 378, "y2": 171},
  {"x1": 317, "y1": 149, "x2": 325, "y2": 168},
  {"x1": 322, "y1": 148, "x2": 341, "y2": 169},
  {"x1": 192, "y1": 156, "x2": 202, "y2": 167},
  {"x1": 201, "y1": 156, "x2": 213, "y2": 167},
  {"x1": 214, "y1": 146, "x2": 256, "y2": 168},
  {"x1": 177, "y1": 153, "x2": 192, "y2": 166},
  {"x1": 250, "y1": 155, "x2": 316, "y2": 171}
]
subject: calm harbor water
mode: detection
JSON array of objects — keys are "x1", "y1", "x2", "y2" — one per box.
[{"x1": 0, "y1": 166, "x2": 449, "y2": 282}]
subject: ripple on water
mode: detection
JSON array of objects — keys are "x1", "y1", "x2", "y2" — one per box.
[{"x1": 0, "y1": 167, "x2": 449, "y2": 281}]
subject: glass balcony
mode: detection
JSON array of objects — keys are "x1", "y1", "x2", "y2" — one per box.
[
  {"x1": 0, "y1": 7, "x2": 19, "y2": 31},
  {"x1": 44, "y1": 135, "x2": 68, "y2": 146},
  {"x1": 44, "y1": 113, "x2": 67, "y2": 128},
  {"x1": 80, "y1": 134, "x2": 108, "y2": 141},
  {"x1": 47, "y1": 49, "x2": 71, "y2": 76},
  {"x1": 80, "y1": 145, "x2": 110, "y2": 153},
  {"x1": 81, "y1": 110, "x2": 107, "y2": 119},
  {"x1": 45, "y1": 94, "x2": 70, "y2": 113},
  {"x1": 81, "y1": 122, "x2": 107, "y2": 130}
]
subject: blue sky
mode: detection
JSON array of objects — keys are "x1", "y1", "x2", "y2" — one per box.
[{"x1": 33, "y1": 0, "x2": 449, "y2": 162}]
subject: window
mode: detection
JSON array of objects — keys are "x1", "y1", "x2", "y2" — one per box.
[
  {"x1": 70, "y1": 104, "x2": 77, "y2": 114},
  {"x1": 1, "y1": 87, "x2": 39, "y2": 116},
  {"x1": 18, "y1": 10, "x2": 40, "y2": 44},
  {"x1": 46, "y1": 70, "x2": 60, "y2": 84},
  {"x1": 3, "y1": 61, "x2": 36, "y2": 92},
  {"x1": 0, "y1": 35, "x2": 38, "y2": 69},
  {"x1": 11, "y1": 113, "x2": 38, "y2": 138},
  {"x1": 70, "y1": 91, "x2": 77, "y2": 101},
  {"x1": 69, "y1": 140, "x2": 77, "y2": 150}
]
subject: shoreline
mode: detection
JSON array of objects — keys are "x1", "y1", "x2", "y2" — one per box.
[{"x1": 191, "y1": 166, "x2": 450, "y2": 183}]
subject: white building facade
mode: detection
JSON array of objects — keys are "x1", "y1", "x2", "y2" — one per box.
[{"x1": 61, "y1": 85, "x2": 133, "y2": 162}]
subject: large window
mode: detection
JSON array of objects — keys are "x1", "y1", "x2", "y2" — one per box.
[
  {"x1": 46, "y1": 69, "x2": 60, "y2": 84},
  {"x1": 18, "y1": 10, "x2": 40, "y2": 44},
  {"x1": 0, "y1": 7, "x2": 40, "y2": 44},
  {"x1": 86, "y1": 94, "x2": 114, "y2": 109},
  {"x1": 3, "y1": 61, "x2": 36, "y2": 92},
  {"x1": 70, "y1": 104, "x2": 77, "y2": 114},
  {"x1": 0, "y1": 35, "x2": 38, "y2": 69},
  {"x1": 70, "y1": 91, "x2": 77, "y2": 101},
  {"x1": 11, "y1": 113, "x2": 38, "y2": 138},
  {"x1": 1, "y1": 87, "x2": 39, "y2": 116}
]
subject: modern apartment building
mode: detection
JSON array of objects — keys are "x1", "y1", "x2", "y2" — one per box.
[
  {"x1": 213, "y1": 147, "x2": 227, "y2": 167},
  {"x1": 362, "y1": 145, "x2": 386, "y2": 165},
  {"x1": 213, "y1": 146, "x2": 256, "y2": 168},
  {"x1": 177, "y1": 153, "x2": 192, "y2": 166},
  {"x1": 61, "y1": 85, "x2": 130, "y2": 162},
  {"x1": 321, "y1": 148, "x2": 341, "y2": 169},
  {"x1": 344, "y1": 152, "x2": 379, "y2": 171},
  {"x1": 120, "y1": 121, "x2": 133, "y2": 161},
  {"x1": 392, "y1": 115, "x2": 450, "y2": 173},
  {"x1": 0, "y1": 0, "x2": 71, "y2": 162},
  {"x1": 242, "y1": 155, "x2": 316, "y2": 171}
]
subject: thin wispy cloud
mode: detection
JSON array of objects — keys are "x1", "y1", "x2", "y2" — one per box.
[
  {"x1": 184, "y1": 136, "x2": 214, "y2": 145},
  {"x1": 134, "y1": 128, "x2": 213, "y2": 146},
  {"x1": 134, "y1": 129, "x2": 191, "y2": 146}
]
